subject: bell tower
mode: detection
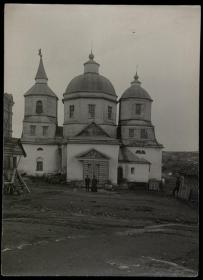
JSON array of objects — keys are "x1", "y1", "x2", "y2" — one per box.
[{"x1": 22, "y1": 50, "x2": 58, "y2": 140}]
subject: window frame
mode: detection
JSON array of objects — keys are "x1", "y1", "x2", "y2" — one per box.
[
  {"x1": 36, "y1": 158, "x2": 43, "y2": 171},
  {"x1": 108, "y1": 106, "x2": 113, "y2": 120},
  {"x1": 36, "y1": 100, "x2": 43, "y2": 114},
  {"x1": 42, "y1": 126, "x2": 48, "y2": 136},
  {"x1": 69, "y1": 105, "x2": 75, "y2": 119},
  {"x1": 129, "y1": 128, "x2": 135, "y2": 138},
  {"x1": 135, "y1": 103, "x2": 142, "y2": 115},
  {"x1": 140, "y1": 128, "x2": 148, "y2": 139},
  {"x1": 88, "y1": 104, "x2": 96, "y2": 119},
  {"x1": 131, "y1": 167, "x2": 135, "y2": 174},
  {"x1": 30, "y1": 125, "x2": 36, "y2": 136}
]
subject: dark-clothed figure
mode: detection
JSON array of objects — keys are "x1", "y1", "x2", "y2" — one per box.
[
  {"x1": 85, "y1": 175, "x2": 90, "y2": 192},
  {"x1": 91, "y1": 176, "x2": 98, "y2": 192},
  {"x1": 159, "y1": 177, "x2": 165, "y2": 192},
  {"x1": 173, "y1": 174, "x2": 181, "y2": 197}
]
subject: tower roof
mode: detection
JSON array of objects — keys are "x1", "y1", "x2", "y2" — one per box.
[
  {"x1": 24, "y1": 50, "x2": 58, "y2": 99},
  {"x1": 120, "y1": 72, "x2": 152, "y2": 101},
  {"x1": 35, "y1": 49, "x2": 48, "y2": 82},
  {"x1": 64, "y1": 52, "x2": 117, "y2": 97}
]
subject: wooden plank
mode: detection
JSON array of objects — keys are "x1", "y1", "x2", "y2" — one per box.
[{"x1": 16, "y1": 169, "x2": 30, "y2": 193}]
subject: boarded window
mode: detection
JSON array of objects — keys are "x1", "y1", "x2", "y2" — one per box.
[
  {"x1": 69, "y1": 105, "x2": 74, "y2": 118},
  {"x1": 36, "y1": 100, "x2": 43, "y2": 114},
  {"x1": 129, "y1": 128, "x2": 134, "y2": 138},
  {"x1": 140, "y1": 129, "x2": 148, "y2": 139},
  {"x1": 43, "y1": 126, "x2": 48, "y2": 136},
  {"x1": 30, "y1": 125, "x2": 36, "y2": 136},
  {"x1": 88, "y1": 104, "x2": 95, "y2": 118},
  {"x1": 108, "y1": 106, "x2": 112, "y2": 120}
]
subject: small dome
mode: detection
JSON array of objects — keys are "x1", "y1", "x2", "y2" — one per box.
[
  {"x1": 120, "y1": 74, "x2": 152, "y2": 101},
  {"x1": 65, "y1": 73, "x2": 117, "y2": 96}
]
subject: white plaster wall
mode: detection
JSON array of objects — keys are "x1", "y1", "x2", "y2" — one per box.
[
  {"x1": 63, "y1": 97, "x2": 117, "y2": 137},
  {"x1": 25, "y1": 96, "x2": 57, "y2": 118},
  {"x1": 18, "y1": 144, "x2": 60, "y2": 175},
  {"x1": 120, "y1": 99, "x2": 151, "y2": 121},
  {"x1": 63, "y1": 124, "x2": 87, "y2": 138},
  {"x1": 121, "y1": 125, "x2": 155, "y2": 140},
  {"x1": 128, "y1": 147, "x2": 162, "y2": 180},
  {"x1": 66, "y1": 143, "x2": 119, "y2": 184},
  {"x1": 22, "y1": 121, "x2": 56, "y2": 138},
  {"x1": 118, "y1": 163, "x2": 149, "y2": 182}
]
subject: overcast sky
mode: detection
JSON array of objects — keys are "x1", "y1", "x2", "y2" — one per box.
[{"x1": 4, "y1": 4, "x2": 200, "y2": 151}]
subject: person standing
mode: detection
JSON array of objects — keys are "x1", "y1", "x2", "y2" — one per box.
[
  {"x1": 160, "y1": 177, "x2": 165, "y2": 192},
  {"x1": 173, "y1": 174, "x2": 181, "y2": 197},
  {"x1": 91, "y1": 175, "x2": 98, "y2": 192},
  {"x1": 85, "y1": 175, "x2": 90, "y2": 192}
]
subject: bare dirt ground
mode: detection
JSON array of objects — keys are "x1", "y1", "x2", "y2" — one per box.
[{"x1": 2, "y1": 182, "x2": 199, "y2": 276}]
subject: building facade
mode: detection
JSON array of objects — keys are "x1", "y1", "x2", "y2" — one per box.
[
  {"x1": 18, "y1": 51, "x2": 163, "y2": 185},
  {"x1": 4, "y1": 93, "x2": 26, "y2": 180}
]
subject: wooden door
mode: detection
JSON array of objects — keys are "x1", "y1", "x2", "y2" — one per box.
[
  {"x1": 83, "y1": 160, "x2": 109, "y2": 186},
  {"x1": 83, "y1": 160, "x2": 94, "y2": 180}
]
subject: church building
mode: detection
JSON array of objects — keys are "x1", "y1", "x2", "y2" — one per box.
[{"x1": 18, "y1": 50, "x2": 163, "y2": 186}]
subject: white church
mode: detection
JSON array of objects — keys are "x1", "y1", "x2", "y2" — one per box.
[{"x1": 18, "y1": 50, "x2": 163, "y2": 186}]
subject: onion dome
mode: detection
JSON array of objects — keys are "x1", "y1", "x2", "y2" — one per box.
[
  {"x1": 120, "y1": 72, "x2": 152, "y2": 101},
  {"x1": 24, "y1": 49, "x2": 58, "y2": 99},
  {"x1": 64, "y1": 52, "x2": 117, "y2": 97}
]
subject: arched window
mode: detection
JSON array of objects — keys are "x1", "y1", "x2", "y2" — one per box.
[
  {"x1": 36, "y1": 100, "x2": 43, "y2": 114},
  {"x1": 36, "y1": 157, "x2": 43, "y2": 171},
  {"x1": 37, "y1": 147, "x2": 43, "y2": 151}
]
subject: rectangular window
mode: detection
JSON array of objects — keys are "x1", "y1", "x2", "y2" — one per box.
[
  {"x1": 30, "y1": 125, "x2": 36, "y2": 136},
  {"x1": 88, "y1": 104, "x2": 95, "y2": 118},
  {"x1": 135, "y1": 104, "x2": 142, "y2": 115},
  {"x1": 108, "y1": 106, "x2": 112, "y2": 120},
  {"x1": 36, "y1": 161, "x2": 43, "y2": 171},
  {"x1": 141, "y1": 129, "x2": 148, "y2": 139},
  {"x1": 129, "y1": 128, "x2": 134, "y2": 138},
  {"x1": 69, "y1": 105, "x2": 74, "y2": 118},
  {"x1": 131, "y1": 167, "x2": 135, "y2": 174},
  {"x1": 43, "y1": 126, "x2": 48, "y2": 136}
]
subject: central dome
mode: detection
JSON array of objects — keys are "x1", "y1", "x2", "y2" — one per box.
[
  {"x1": 65, "y1": 73, "x2": 116, "y2": 96},
  {"x1": 64, "y1": 52, "x2": 117, "y2": 97}
]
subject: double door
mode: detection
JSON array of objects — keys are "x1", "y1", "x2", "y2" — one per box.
[{"x1": 83, "y1": 160, "x2": 109, "y2": 185}]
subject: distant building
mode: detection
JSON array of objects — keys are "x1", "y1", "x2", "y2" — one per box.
[
  {"x1": 4, "y1": 93, "x2": 26, "y2": 180},
  {"x1": 4, "y1": 93, "x2": 14, "y2": 138},
  {"x1": 18, "y1": 51, "x2": 163, "y2": 185}
]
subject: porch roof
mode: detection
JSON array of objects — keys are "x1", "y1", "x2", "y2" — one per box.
[{"x1": 119, "y1": 147, "x2": 150, "y2": 164}]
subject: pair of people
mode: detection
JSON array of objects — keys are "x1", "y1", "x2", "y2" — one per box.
[{"x1": 85, "y1": 175, "x2": 98, "y2": 192}]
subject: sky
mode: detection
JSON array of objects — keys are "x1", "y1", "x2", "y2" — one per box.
[{"x1": 4, "y1": 4, "x2": 200, "y2": 151}]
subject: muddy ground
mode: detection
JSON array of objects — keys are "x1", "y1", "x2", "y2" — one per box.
[{"x1": 2, "y1": 182, "x2": 199, "y2": 276}]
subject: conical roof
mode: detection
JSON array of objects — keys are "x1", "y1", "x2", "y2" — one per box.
[
  {"x1": 35, "y1": 57, "x2": 48, "y2": 81},
  {"x1": 24, "y1": 50, "x2": 58, "y2": 99}
]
